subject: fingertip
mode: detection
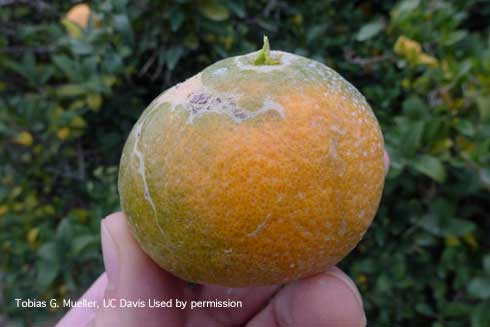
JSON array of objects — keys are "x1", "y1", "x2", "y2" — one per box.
[
  {"x1": 96, "y1": 212, "x2": 186, "y2": 326},
  {"x1": 103, "y1": 211, "x2": 126, "y2": 221},
  {"x1": 325, "y1": 266, "x2": 364, "y2": 309},
  {"x1": 101, "y1": 211, "x2": 142, "y2": 255},
  {"x1": 100, "y1": 211, "x2": 159, "y2": 276},
  {"x1": 101, "y1": 212, "x2": 128, "y2": 236},
  {"x1": 384, "y1": 150, "x2": 390, "y2": 175},
  {"x1": 101, "y1": 220, "x2": 120, "y2": 292},
  {"x1": 282, "y1": 271, "x2": 366, "y2": 326},
  {"x1": 57, "y1": 273, "x2": 108, "y2": 327}
]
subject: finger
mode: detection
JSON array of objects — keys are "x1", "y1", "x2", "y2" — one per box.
[
  {"x1": 384, "y1": 150, "x2": 390, "y2": 176},
  {"x1": 57, "y1": 273, "x2": 107, "y2": 327},
  {"x1": 93, "y1": 212, "x2": 187, "y2": 327},
  {"x1": 246, "y1": 267, "x2": 366, "y2": 327},
  {"x1": 185, "y1": 284, "x2": 280, "y2": 326}
]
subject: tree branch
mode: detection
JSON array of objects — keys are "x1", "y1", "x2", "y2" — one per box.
[
  {"x1": 344, "y1": 49, "x2": 393, "y2": 66},
  {"x1": 0, "y1": 46, "x2": 54, "y2": 54}
]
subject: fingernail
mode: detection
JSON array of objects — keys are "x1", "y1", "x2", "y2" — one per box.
[
  {"x1": 326, "y1": 268, "x2": 364, "y2": 312},
  {"x1": 101, "y1": 220, "x2": 120, "y2": 292}
]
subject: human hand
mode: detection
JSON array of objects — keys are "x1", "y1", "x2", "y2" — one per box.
[{"x1": 58, "y1": 152, "x2": 389, "y2": 327}]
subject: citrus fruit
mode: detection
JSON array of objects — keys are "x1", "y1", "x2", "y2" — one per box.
[
  {"x1": 65, "y1": 3, "x2": 92, "y2": 28},
  {"x1": 118, "y1": 37, "x2": 385, "y2": 287}
]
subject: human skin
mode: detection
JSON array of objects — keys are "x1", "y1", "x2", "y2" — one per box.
[{"x1": 57, "y1": 152, "x2": 389, "y2": 327}]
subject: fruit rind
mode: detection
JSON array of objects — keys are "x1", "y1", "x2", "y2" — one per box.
[{"x1": 119, "y1": 50, "x2": 385, "y2": 287}]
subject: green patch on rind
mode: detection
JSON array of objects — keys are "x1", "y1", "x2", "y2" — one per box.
[
  {"x1": 201, "y1": 50, "x2": 374, "y2": 118},
  {"x1": 119, "y1": 100, "x2": 237, "y2": 284}
]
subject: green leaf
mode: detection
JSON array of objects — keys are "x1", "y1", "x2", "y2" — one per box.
[
  {"x1": 402, "y1": 96, "x2": 430, "y2": 120},
  {"x1": 443, "y1": 302, "x2": 471, "y2": 317},
  {"x1": 52, "y1": 55, "x2": 76, "y2": 80},
  {"x1": 415, "y1": 302, "x2": 434, "y2": 316},
  {"x1": 112, "y1": 0, "x2": 128, "y2": 10},
  {"x1": 56, "y1": 218, "x2": 74, "y2": 242},
  {"x1": 224, "y1": 0, "x2": 245, "y2": 18},
  {"x1": 255, "y1": 18, "x2": 278, "y2": 32},
  {"x1": 484, "y1": 255, "x2": 490, "y2": 272},
  {"x1": 468, "y1": 277, "x2": 490, "y2": 299},
  {"x1": 57, "y1": 84, "x2": 86, "y2": 97},
  {"x1": 165, "y1": 47, "x2": 184, "y2": 71},
  {"x1": 477, "y1": 95, "x2": 490, "y2": 122},
  {"x1": 442, "y1": 30, "x2": 467, "y2": 46},
  {"x1": 412, "y1": 155, "x2": 446, "y2": 182},
  {"x1": 113, "y1": 14, "x2": 131, "y2": 34},
  {"x1": 395, "y1": 117, "x2": 425, "y2": 158},
  {"x1": 198, "y1": 0, "x2": 230, "y2": 21},
  {"x1": 479, "y1": 169, "x2": 490, "y2": 190},
  {"x1": 69, "y1": 39, "x2": 93, "y2": 55},
  {"x1": 4, "y1": 56, "x2": 35, "y2": 84},
  {"x1": 376, "y1": 274, "x2": 391, "y2": 293},
  {"x1": 72, "y1": 235, "x2": 99, "y2": 255},
  {"x1": 61, "y1": 18, "x2": 82, "y2": 38},
  {"x1": 306, "y1": 25, "x2": 327, "y2": 44},
  {"x1": 169, "y1": 9, "x2": 185, "y2": 31},
  {"x1": 472, "y1": 303, "x2": 490, "y2": 327},
  {"x1": 455, "y1": 119, "x2": 475, "y2": 137},
  {"x1": 38, "y1": 242, "x2": 56, "y2": 261},
  {"x1": 444, "y1": 218, "x2": 476, "y2": 236},
  {"x1": 36, "y1": 242, "x2": 60, "y2": 289},
  {"x1": 183, "y1": 34, "x2": 199, "y2": 50},
  {"x1": 415, "y1": 233, "x2": 437, "y2": 246},
  {"x1": 417, "y1": 215, "x2": 443, "y2": 236},
  {"x1": 36, "y1": 259, "x2": 60, "y2": 289},
  {"x1": 356, "y1": 19, "x2": 385, "y2": 42},
  {"x1": 393, "y1": 0, "x2": 420, "y2": 18},
  {"x1": 86, "y1": 93, "x2": 103, "y2": 110}
]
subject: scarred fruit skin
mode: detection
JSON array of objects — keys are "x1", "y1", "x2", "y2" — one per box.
[{"x1": 118, "y1": 48, "x2": 385, "y2": 287}]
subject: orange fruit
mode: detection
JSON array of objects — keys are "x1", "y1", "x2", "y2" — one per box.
[
  {"x1": 65, "y1": 3, "x2": 92, "y2": 28},
  {"x1": 119, "y1": 37, "x2": 385, "y2": 286}
]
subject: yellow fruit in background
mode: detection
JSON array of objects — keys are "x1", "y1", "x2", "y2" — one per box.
[
  {"x1": 63, "y1": 3, "x2": 99, "y2": 38},
  {"x1": 57, "y1": 127, "x2": 70, "y2": 140},
  {"x1": 65, "y1": 3, "x2": 91, "y2": 28},
  {"x1": 14, "y1": 131, "x2": 33, "y2": 147},
  {"x1": 0, "y1": 205, "x2": 8, "y2": 216},
  {"x1": 118, "y1": 38, "x2": 385, "y2": 286},
  {"x1": 394, "y1": 35, "x2": 438, "y2": 67},
  {"x1": 394, "y1": 35, "x2": 422, "y2": 56}
]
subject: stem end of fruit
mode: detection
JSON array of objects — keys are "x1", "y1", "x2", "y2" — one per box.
[{"x1": 254, "y1": 36, "x2": 280, "y2": 65}]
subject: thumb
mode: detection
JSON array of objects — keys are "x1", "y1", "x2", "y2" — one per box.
[
  {"x1": 247, "y1": 267, "x2": 366, "y2": 326},
  {"x1": 93, "y1": 212, "x2": 186, "y2": 327}
]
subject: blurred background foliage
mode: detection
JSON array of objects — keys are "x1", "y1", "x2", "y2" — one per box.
[{"x1": 1, "y1": 0, "x2": 489, "y2": 325}]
